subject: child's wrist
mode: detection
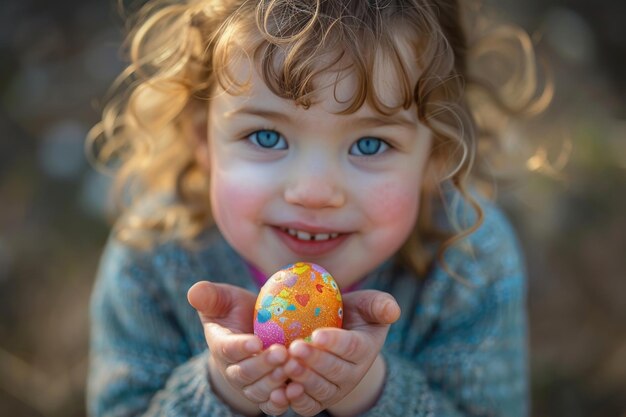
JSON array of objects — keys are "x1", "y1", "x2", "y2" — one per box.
[
  {"x1": 327, "y1": 353, "x2": 386, "y2": 417},
  {"x1": 207, "y1": 352, "x2": 260, "y2": 417}
]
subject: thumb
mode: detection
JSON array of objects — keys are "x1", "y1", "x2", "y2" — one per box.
[
  {"x1": 344, "y1": 290, "x2": 401, "y2": 325},
  {"x1": 187, "y1": 281, "x2": 237, "y2": 322}
]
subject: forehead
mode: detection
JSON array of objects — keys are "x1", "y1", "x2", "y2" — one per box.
[
  {"x1": 214, "y1": 28, "x2": 421, "y2": 115},
  {"x1": 209, "y1": 61, "x2": 420, "y2": 132}
]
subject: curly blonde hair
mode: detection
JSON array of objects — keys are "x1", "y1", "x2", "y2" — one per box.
[{"x1": 87, "y1": 0, "x2": 550, "y2": 277}]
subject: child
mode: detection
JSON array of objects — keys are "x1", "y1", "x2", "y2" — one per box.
[{"x1": 88, "y1": 0, "x2": 543, "y2": 416}]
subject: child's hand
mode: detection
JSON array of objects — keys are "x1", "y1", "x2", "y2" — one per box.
[
  {"x1": 280, "y1": 290, "x2": 401, "y2": 416},
  {"x1": 188, "y1": 281, "x2": 290, "y2": 416}
]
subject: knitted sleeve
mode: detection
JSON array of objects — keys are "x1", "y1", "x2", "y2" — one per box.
[
  {"x1": 362, "y1": 203, "x2": 529, "y2": 417},
  {"x1": 87, "y1": 237, "x2": 245, "y2": 417}
]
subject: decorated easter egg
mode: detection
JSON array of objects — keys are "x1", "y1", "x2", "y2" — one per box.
[{"x1": 253, "y1": 262, "x2": 343, "y2": 349}]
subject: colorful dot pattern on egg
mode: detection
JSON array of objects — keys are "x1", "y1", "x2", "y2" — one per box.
[{"x1": 253, "y1": 262, "x2": 343, "y2": 349}]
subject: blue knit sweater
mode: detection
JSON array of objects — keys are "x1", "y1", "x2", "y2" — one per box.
[{"x1": 88, "y1": 198, "x2": 528, "y2": 417}]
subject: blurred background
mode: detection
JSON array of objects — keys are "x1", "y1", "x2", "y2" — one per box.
[{"x1": 0, "y1": 0, "x2": 624, "y2": 416}]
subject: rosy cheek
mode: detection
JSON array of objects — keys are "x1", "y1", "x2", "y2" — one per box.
[
  {"x1": 213, "y1": 173, "x2": 261, "y2": 212},
  {"x1": 367, "y1": 181, "x2": 420, "y2": 226},
  {"x1": 209, "y1": 170, "x2": 269, "y2": 235}
]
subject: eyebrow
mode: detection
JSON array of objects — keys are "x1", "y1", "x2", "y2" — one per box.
[
  {"x1": 225, "y1": 106, "x2": 416, "y2": 129},
  {"x1": 358, "y1": 114, "x2": 416, "y2": 129},
  {"x1": 225, "y1": 107, "x2": 290, "y2": 123}
]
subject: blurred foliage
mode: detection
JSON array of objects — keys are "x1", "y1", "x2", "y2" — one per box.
[{"x1": 0, "y1": 0, "x2": 625, "y2": 416}]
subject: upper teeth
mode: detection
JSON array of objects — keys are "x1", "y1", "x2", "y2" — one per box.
[{"x1": 284, "y1": 228, "x2": 339, "y2": 241}]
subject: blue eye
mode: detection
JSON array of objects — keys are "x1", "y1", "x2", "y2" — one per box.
[
  {"x1": 248, "y1": 130, "x2": 287, "y2": 150},
  {"x1": 350, "y1": 137, "x2": 389, "y2": 156}
]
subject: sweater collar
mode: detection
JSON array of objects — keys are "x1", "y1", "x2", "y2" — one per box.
[{"x1": 244, "y1": 261, "x2": 387, "y2": 293}]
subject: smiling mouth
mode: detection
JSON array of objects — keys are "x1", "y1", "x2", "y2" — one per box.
[{"x1": 279, "y1": 227, "x2": 340, "y2": 241}]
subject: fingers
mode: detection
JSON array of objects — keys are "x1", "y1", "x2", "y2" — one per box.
[
  {"x1": 311, "y1": 328, "x2": 367, "y2": 364},
  {"x1": 213, "y1": 342, "x2": 289, "y2": 409},
  {"x1": 188, "y1": 281, "x2": 292, "y2": 413},
  {"x1": 241, "y1": 366, "x2": 287, "y2": 402},
  {"x1": 204, "y1": 324, "x2": 262, "y2": 364},
  {"x1": 289, "y1": 340, "x2": 353, "y2": 384},
  {"x1": 343, "y1": 290, "x2": 401, "y2": 325},
  {"x1": 227, "y1": 344, "x2": 288, "y2": 388},
  {"x1": 242, "y1": 352, "x2": 289, "y2": 415},
  {"x1": 260, "y1": 387, "x2": 289, "y2": 416},
  {"x1": 286, "y1": 382, "x2": 324, "y2": 417},
  {"x1": 283, "y1": 352, "x2": 340, "y2": 402}
]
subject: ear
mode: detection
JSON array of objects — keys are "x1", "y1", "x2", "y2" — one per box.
[
  {"x1": 418, "y1": 141, "x2": 450, "y2": 203},
  {"x1": 187, "y1": 102, "x2": 210, "y2": 173},
  {"x1": 195, "y1": 138, "x2": 211, "y2": 173}
]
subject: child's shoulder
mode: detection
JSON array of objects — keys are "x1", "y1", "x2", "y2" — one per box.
[
  {"x1": 101, "y1": 221, "x2": 223, "y2": 268},
  {"x1": 415, "y1": 194, "x2": 527, "y2": 329},
  {"x1": 102, "y1": 193, "x2": 228, "y2": 270},
  {"x1": 435, "y1": 191, "x2": 526, "y2": 288},
  {"x1": 467, "y1": 195, "x2": 522, "y2": 261},
  {"x1": 98, "y1": 219, "x2": 252, "y2": 296}
]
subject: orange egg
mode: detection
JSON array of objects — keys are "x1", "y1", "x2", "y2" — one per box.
[{"x1": 253, "y1": 262, "x2": 343, "y2": 348}]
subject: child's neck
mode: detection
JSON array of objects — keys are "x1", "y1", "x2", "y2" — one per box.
[{"x1": 245, "y1": 262, "x2": 363, "y2": 293}]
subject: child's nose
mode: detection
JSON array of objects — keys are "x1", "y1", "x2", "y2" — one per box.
[{"x1": 283, "y1": 163, "x2": 346, "y2": 209}]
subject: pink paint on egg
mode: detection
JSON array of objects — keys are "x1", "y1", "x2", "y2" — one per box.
[{"x1": 253, "y1": 319, "x2": 285, "y2": 349}]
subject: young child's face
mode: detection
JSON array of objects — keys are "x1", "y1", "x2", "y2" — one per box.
[{"x1": 205, "y1": 45, "x2": 432, "y2": 287}]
